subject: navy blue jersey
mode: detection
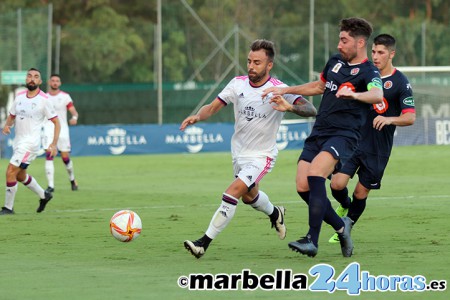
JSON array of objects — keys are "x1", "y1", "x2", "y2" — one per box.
[
  {"x1": 311, "y1": 54, "x2": 382, "y2": 141},
  {"x1": 358, "y1": 69, "x2": 415, "y2": 156}
]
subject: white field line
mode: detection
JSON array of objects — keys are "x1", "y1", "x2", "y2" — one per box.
[{"x1": 43, "y1": 194, "x2": 449, "y2": 214}]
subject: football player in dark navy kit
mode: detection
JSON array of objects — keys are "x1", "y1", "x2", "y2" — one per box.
[
  {"x1": 263, "y1": 17, "x2": 383, "y2": 257},
  {"x1": 328, "y1": 33, "x2": 415, "y2": 243}
]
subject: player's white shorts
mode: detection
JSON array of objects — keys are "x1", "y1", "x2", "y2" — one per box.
[
  {"x1": 10, "y1": 148, "x2": 38, "y2": 168},
  {"x1": 42, "y1": 126, "x2": 71, "y2": 152},
  {"x1": 233, "y1": 156, "x2": 276, "y2": 188}
]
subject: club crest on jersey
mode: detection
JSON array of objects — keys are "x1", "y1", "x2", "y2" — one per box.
[
  {"x1": 350, "y1": 68, "x2": 360, "y2": 75},
  {"x1": 332, "y1": 63, "x2": 343, "y2": 73},
  {"x1": 384, "y1": 81, "x2": 393, "y2": 89}
]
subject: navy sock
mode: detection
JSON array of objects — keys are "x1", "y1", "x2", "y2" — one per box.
[
  {"x1": 298, "y1": 190, "x2": 343, "y2": 230},
  {"x1": 306, "y1": 176, "x2": 328, "y2": 246},
  {"x1": 297, "y1": 191, "x2": 309, "y2": 204},
  {"x1": 348, "y1": 195, "x2": 367, "y2": 225},
  {"x1": 331, "y1": 186, "x2": 351, "y2": 209}
]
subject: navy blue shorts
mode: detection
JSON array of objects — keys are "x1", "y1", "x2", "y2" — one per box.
[
  {"x1": 299, "y1": 135, "x2": 357, "y2": 174},
  {"x1": 339, "y1": 150, "x2": 390, "y2": 190}
]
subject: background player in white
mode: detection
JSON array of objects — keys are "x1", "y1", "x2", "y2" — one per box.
[
  {"x1": 180, "y1": 39, "x2": 317, "y2": 259},
  {"x1": 1, "y1": 68, "x2": 60, "y2": 215},
  {"x1": 42, "y1": 74, "x2": 79, "y2": 192}
]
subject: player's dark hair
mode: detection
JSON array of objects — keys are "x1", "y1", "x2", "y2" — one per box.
[
  {"x1": 50, "y1": 73, "x2": 61, "y2": 79},
  {"x1": 28, "y1": 67, "x2": 41, "y2": 75},
  {"x1": 250, "y1": 39, "x2": 275, "y2": 62},
  {"x1": 339, "y1": 17, "x2": 373, "y2": 41},
  {"x1": 373, "y1": 34, "x2": 396, "y2": 51}
]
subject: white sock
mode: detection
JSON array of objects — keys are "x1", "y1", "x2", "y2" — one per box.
[
  {"x1": 205, "y1": 193, "x2": 238, "y2": 239},
  {"x1": 249, "y1": 190, "x2": 274, "y2": 216},
  {"x1": 21, "y1": 175, "x2": 45, "y2": 199},
  {"x1": 65, "y1": 160, "x2": 75, "y2": 181},
  {"x1": 45, "y1": 160, "x2": 55, "y2": 188},
  {"x1": 5, "y1": 182, "x2": 18, "y2": 210}
]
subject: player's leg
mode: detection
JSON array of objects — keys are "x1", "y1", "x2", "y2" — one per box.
[
  {"x1": 1, "y1": 164, "x2": 21, "y2": 215},
  {"x1": 42, "y1": 125, "x2": 55, "y2": 193},
  {"x1": 239, "y1": 156, "x2": 286, "y2": 239},
  {"x1": 17, "y1": 162, "x2": 53, "y2": 213},
  {"x1": 290, "y1": 137, "x2": 354, "y2": 257},
  {"x1": 330, "y1": 172, "x2": 352, "y2": 214},
  {"x1": 347, "y1": 182, "x2": 370, "y2": 225},
  {"x1": 61, "y1": 151, "x2": 78, "y2": 191},
  {"x1": 347, "y1": 154, "x2": 386, "y2": 226},
  {"x1": 45, "y1": 150, "x2": 55, "y2": 192},
  {"x1": 184, "y1": 177, "x2": 247, "y2": 259}
]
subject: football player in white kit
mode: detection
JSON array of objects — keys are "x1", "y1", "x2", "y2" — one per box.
[
  {"x1": 42, "y1": 74, "x2": 79, "y2": 193},
  {"x1": 181, "y1": 39, "x2": 317, "y2": 258},
  {"x1": 1, "y1": 68, "x2": 61, "y2": 215}
]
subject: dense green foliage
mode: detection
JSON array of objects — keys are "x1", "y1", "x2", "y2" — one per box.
[
  {"x1": 0, "y1": 0, "x2": 449, "y2": 84},
  {"x1": 0, "y1": 145, "x2": 449, "y2": 299}
]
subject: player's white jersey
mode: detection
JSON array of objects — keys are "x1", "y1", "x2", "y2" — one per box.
[
  {"x1": 218, "y1": 76, "x2": 301, "y2": 158},
  {"x1": 10, "y1": 90, "x2": 57, "y2": 153},
  {"x1": 44, "y1": 91, "x2": 73, "y2": 139}
]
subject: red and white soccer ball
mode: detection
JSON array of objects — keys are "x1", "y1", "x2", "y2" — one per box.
[{"x1": 109, "y1": 210, "x2": 142, "y2": 242}]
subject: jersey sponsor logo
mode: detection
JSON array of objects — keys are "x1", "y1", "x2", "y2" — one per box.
[
  {"x1": 332, "y1": 63, "x2": 343, "y2": 73},
  {"x1": 350, "y1": 68, "x2": 360, "y2": 75},
  {"x1": 403, "y1": 96, "x2": 415, "y2": 106},
  {"x1": 325, "y1": 81, "x2": 339, "y2": 92},
  {"x1": 373, "y1": 98, "x2": 389, "y2": 114},
  {"x1": 384, "y1": 80, "x2": 393, "y2": 89},
  {"x1": 238, "y1": 106, "x2": 267, "y2": 121}
]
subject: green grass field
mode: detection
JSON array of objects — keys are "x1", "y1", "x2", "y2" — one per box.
[{"x1": 0, "y1": 145, "x2": 448, "y2": 299}]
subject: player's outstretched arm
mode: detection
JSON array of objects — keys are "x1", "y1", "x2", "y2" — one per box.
[
  {"x1": 270, "y1": 96, "x2": 317, "y2": 117},
  {"x1": 262, "y1": 80, "x2": 325, "y2": 98},
  {"x1": 180, "y1": 98, "x2": 225, "y2": 131}
]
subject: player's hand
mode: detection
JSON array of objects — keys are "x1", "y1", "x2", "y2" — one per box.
[
  {"x1": 270, "y1": 95, "x2": 292, "y2": 112},
  {"x1": 261, "y1": 86, "x2": 284, "y2": 98},
  {"x1": 69, "y1": 118, "x2": 78, "y2": 126},
  {"x1": 373, "y1": 115, "x2": 391, "y2": 131},
  {"x1": 180, "y1": 115, "x2": 200, "y2": 131},
  {"x1": 336, "y1": 86, "x2": 357, "y2": 99},
  {"x1": 2, "y1": 126, "x2": 11, "y2": 135},
  {"x1": 47, "y1": 143, "x2": 58, "y2": 157}
]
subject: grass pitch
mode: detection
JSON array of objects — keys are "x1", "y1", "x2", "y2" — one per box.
[{"x1": 0, "y1": 145, "x2": 448, "y2": 299}]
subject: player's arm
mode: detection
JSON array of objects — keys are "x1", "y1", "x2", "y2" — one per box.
[
  {"x1": 270, "y1": 95, "x2": 317, "y2": 117},
  {"x1": 262, "y1": 80, "x2": 325, "y2": 98},
  {"x1": 48, "y1": 117, "x2": 61, "y2": 157},
  {"x1": 68, "y1": 106, "x2": 79, "y2": 125},
  {"x1": 180, "y1": 98, "x2": 225, "y2": 131},
  {"x1": 338, "y1": 86, "x2": 383, "y2": 104},
  {"x1": 2, "y1": 114, "x2": 15, "y2": 135},
  {"x1": 373, "y1": 111, "x2": 416, "y2": 131}
]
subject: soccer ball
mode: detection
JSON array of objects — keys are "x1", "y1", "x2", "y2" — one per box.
[{"x1": 109, "y1": 210, "x2": 142, "y2": 242}]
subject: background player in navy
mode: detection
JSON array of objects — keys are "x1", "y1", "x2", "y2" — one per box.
[
  {"x1": 328, "y1": 34, "x2": 416, "y2": 243},
  {"x1": 263, "y1": 17, "x2": 383, "y2": 257}
]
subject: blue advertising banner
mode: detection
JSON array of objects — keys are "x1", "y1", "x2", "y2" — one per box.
[{"x1": 0, "y1": 121, "x2": 312, "y2": 157}]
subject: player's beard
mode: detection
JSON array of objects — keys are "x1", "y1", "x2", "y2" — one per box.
[
  {"x1": 340, "y1": 44, "x2": 358, "y2": 62},
  {"x1": 248, "y1": 69, "x2": 267, "y2": 84},
  {"x1": 26, "y1": 83, "x2": 39, "y2": 91}
]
